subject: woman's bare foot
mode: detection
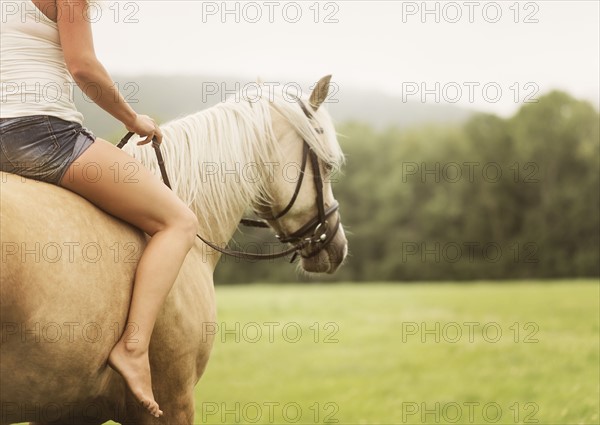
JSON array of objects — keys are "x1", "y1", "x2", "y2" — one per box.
[{"x1": 108, "y1": 340, "x2": 163, "y2": 418}]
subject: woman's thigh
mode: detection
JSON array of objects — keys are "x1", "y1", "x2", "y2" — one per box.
[{"x1": 60, "y1": 138, "x2": 192, "y2": 236}]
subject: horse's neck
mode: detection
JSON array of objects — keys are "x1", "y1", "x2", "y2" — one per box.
[
  {"x1": 161, "y1": 112, "x2": 276, "y2": 249},
  {"x1": 192, "y1": 196, "x2": 248, "y2": 254}
]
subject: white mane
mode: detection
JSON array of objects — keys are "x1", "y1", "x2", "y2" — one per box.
[{"x1": 123, "y1": 88, "x2": 343, "y2": 233}]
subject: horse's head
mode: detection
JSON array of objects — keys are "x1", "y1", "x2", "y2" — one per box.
[
  {"x1": 256, "y1": 75, "x2": 348, "y2": 274},
  {"x1": 132, "y1": 75, "x2": 347, "y2": 273}
]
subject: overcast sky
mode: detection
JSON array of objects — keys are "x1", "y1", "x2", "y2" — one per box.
[{"x1": 89, "y1": 1, "x2": 599, "y2": 116}]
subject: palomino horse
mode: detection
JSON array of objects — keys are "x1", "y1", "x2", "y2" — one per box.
[{"x1": 0, "y1": 76, "x2": 347, "y2": 424}]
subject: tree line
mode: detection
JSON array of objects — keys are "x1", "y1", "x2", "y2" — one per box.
[{"x1": 215, "y1": 90, "x2": 599, "y2": 283}]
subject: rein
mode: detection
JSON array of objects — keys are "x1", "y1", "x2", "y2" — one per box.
[{"x1": 116, "y1": 99, "x2": 340, "y2": 262}]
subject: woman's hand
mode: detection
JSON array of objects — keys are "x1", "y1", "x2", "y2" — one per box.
[{"x1": 126, "y1": 114, "x2": 163, "y2": 145}]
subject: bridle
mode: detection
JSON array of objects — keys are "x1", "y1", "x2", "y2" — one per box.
[{"x1": 117, "y1": 98, "x2": 341, "y2": 262}]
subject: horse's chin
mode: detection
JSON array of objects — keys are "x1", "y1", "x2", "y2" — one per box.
[{"x1": 300, "y1": 241, "x2": 348, "y2": 274}]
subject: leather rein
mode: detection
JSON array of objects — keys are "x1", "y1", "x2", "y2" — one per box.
[{"x1": 117, "y1": 99, "x2": 340, "y2": 262}]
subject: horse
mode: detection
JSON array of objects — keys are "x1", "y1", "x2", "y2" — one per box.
[{"x1": 0, "y1": 75, "x2": 348, "y2": 425}]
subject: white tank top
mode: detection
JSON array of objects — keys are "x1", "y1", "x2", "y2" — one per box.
[{"x1": 0, "y1": 0, "x2": 83, "y2": 124}]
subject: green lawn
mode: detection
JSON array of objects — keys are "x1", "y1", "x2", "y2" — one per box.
[{"x1": 191, "y1": 281, "x2": 599, "y2": 424}]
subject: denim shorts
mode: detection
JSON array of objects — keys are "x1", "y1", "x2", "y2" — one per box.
[{"x1": 0, "y1": 115, "x2": 96, "y2": 185}]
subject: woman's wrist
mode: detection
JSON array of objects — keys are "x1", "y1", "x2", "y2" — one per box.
[{"x1": 122, "y1": 109, "x2": 138, "y2": 130}]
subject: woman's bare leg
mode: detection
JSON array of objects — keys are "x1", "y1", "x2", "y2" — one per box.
[{"x1": 60, "y1": 138, "x2": 198, "y2": 417}]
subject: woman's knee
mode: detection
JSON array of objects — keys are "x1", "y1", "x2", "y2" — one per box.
[{"x1": 168, "y1": 206, "x2": 198, "y2": 247}]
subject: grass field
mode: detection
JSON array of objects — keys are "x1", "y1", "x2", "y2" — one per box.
[{"x1": 191, "y1": 280, "x2": 599, "y2": 425}]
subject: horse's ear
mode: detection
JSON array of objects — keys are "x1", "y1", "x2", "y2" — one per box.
[{"x1": 309, "y1": 75, "x2": 332, "y2": 111}]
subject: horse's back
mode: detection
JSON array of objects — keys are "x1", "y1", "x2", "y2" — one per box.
[{"x1": 0, "y1": 171, "x2": 143, "y2": 322}]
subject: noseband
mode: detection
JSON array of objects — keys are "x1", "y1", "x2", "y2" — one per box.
[{"x1": 117, "y1": 99, "x2": 340, "y2": 262}]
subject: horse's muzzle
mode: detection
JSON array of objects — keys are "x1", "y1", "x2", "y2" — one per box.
[{"x1": 300, "y1": 226, "x2": 348, "y2": 274}]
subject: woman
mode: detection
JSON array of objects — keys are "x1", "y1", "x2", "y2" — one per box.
[{"x1": 0, "y1": 0, "x2": 197, "y2": 417}]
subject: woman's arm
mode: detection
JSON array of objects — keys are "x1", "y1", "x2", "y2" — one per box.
[{"x1": 56, "y1": 0, "x2": 161, "y2": 144}]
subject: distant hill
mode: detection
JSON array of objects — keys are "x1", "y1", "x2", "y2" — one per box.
[
  {"x1": 327, "y1": 89, "x2": 474, "y2": 129},
  {"x1": 74, "y1": 75, "x2": 475, "y2": 140}
]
